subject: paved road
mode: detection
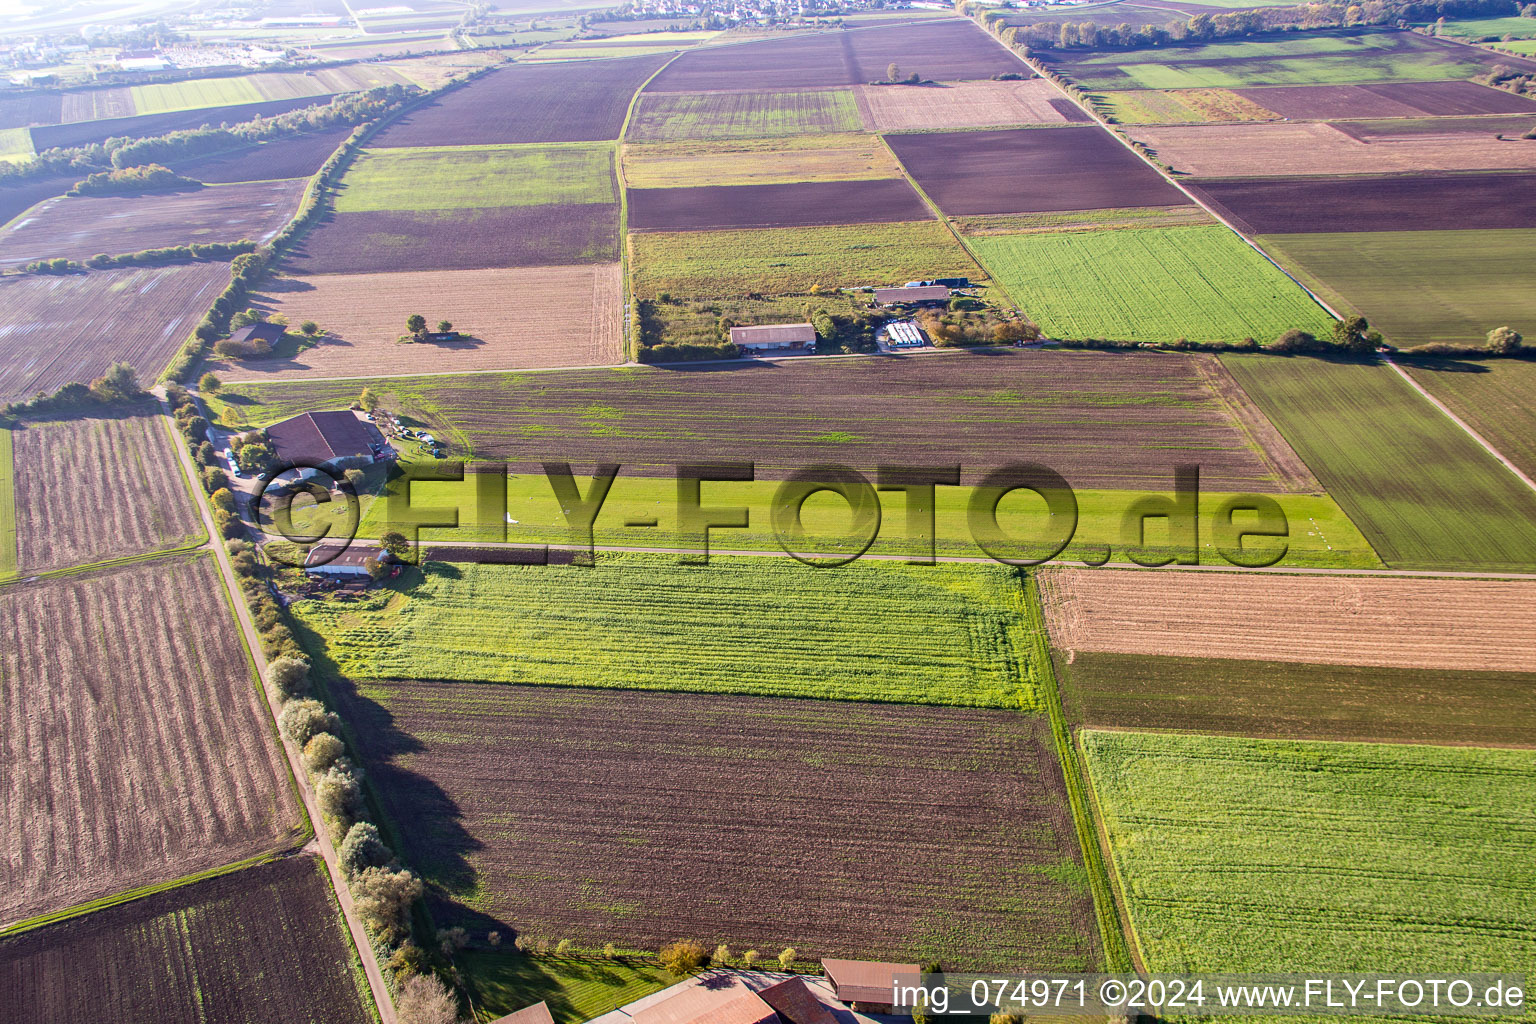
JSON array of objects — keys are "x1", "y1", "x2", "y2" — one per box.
[{"x1": 155, "y1": 391, "x2": 398, "y2": 1024}]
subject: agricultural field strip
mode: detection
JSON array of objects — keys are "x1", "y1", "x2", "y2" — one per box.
[
  {"x1": 1079, "y1": 730, "x2": 1536, "y2": 976},
  {"x1": 1039, "y1": 566, "x2": 1536, "y2": 672},
  {"x1": 0, "y1": 428, "x2": 13, "y2": 577},
  {"x1": 1385, "y1": 357, "x2": 1536, "y2": 495},
  {"x1": 1401, "y1": 359, "x2": 1536, "y2": 485},
  {"x1": 333, "y1": 142, "x2": 618, "y2": 212}
]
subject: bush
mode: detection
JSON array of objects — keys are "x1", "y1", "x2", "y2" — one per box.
[
  {"x1": 659, "y1": 939, "x2": 708, "y2": 976},
  {"x1": 266, "y1": 655, "x2": 310, "y2": 700},
  {"x1": 202, "y1": 466, "x2": 230, "y2": 493},
  {"x1": 1488, "y1": 325, "x2": 1524, "y2": 354},
  {"x1": 441, "y1": 927, "x2": 471, "y2": 956},
  {"x1": 777, "y1": 947, "x2": 797, "y2": 970},
  {"x1": 1267, "y1": 328, "x2": 1324, "y2": 353},
  {"x1": 395, "y1": 971, "x2": 458, "y2": 1024},
  {"x1": 213, "y1": 507, "x2": 241, "y2": 540},
  {"x1": 195, "y1": 440, "x2": 216, "y2": 466},
  {"x1": 72, "y1": 163, "x2": 196, "y2": 196},
  {"x1": 742, "y1": 949, "x2": 759, "y2": 968},
  {"x1": 303, "y1": 731, "x2": 346, "y2": 772},
  {"x1": 353, "y1": 865, "x2": 423, "y2": 941},
  {"x1": 279, "y1": 699, "x2": 340, "y2": 746},
  {"x1": 316, "y1": 762, "x2": 363, "y2": 822},
  {"x1": 199, "y1": 372, "x2": 221, "y2": 393},
  {"x1": 339, "y1": 820, "x2": 393, "y2": 877},
  {"x1": 209, "y1": 487, "x2": 236, "y2": 514}
]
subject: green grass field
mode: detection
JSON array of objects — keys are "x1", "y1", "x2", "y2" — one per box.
[
  {"x1": 1403, "y1": 358, "x2": 1536, "y2": 483},
  {"x1": 1222, "y1": 354, "x2": 1536, "y2": 569},
  {"x1": 0, "y1": 428, "x2": 15, "y2": 579},
  {"x1": 0, "y1": 127, "x2": 34, "y2": 164},
  {"x1": 1435, "y1": 15, "x2": 1536, "y2": 40},
  {"x1": 967, "y1": 226, "x2": 1335, "y2": 344},
  {"x1": 129, "y1": 76, "x2": 267, "y2": 115},
  {"x1": 953, "y1": 206, "x2": 1214, "y2": 236},
  {"x1": 463, "y1": 953, "x2": 674, "y2": 1023},
  {"x1": 292, "y1": 555, "x2": 1048, "y2": 709},
  {"x1": 1081, "y1": 730, "x2": 1536, "y2": 974},
  {"x1": 630, "y1": 220, "x2": 979, "y2": 296},
  {"x1": 1058, "y1": 651, "x2": 1536, "y2": 745},
  {"x1": 627, "y1": 89, "x2": 864, "y2": 141},
  {"x1": 1260, "y1": 230, "x2": 1536, "y2": 349},
  {"x1": 622, "y1": 132, "x2": 902, "y2": 188},
  {"x1": 334, "y1": 143, "x2": 615, "y2": 212}
]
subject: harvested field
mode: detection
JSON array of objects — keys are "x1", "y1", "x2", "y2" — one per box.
[
  {"x1": 630, "y1": 220, "x2": 977, "y2": 295},
  {"x1": 1098, "y1": 88, "x2": 1280, "y2": 124},
  {"x1": 299, "y1": 555, "x2": 1049, "y2": 707},
  {"x1": 967, "y1": 225, "x2": 1334, "y2": 343},
  {"x1": 10, "y1": 409, "x2": 200, "y2": 573},
  {"x1": 335, "y1": 681, "x2": 1098, "y2": 969},
  {"x1": 29, "y1": 96, "x2": 331, "y2": 151},
  {"x1": 1081, "y1": 730, "x2": 1536, "y2": 975},
  {"x1": 1057, "y1": 651, "x2": 1536, "y2": 746},
  {"x1": 0, "y1": 855, "x2": 372, "y2": 1024},
  {"x1": 1222, "y1": 353, "x2": 1536, "y2": 569},
  {"x1": 0, "y1": 174, "x2": 74, "y2": 227},
  {"x1": 0, "y1": 179, "x2": 305, "y2": 267},
  {"x1": 1233, "y1": 80, "x2": 1536, "y2": 119},
  {"x1": 622, "y1": 132, "x2": 901, "y2": 187},
  {"x1": 168, "y1": 126, "x2": 352, "y2": 183},
  {"x1": 216, "y1": 349, "x2": 1314, "y2": 492},
  {"x1": 1259, "y1": 228, "x2": 1536, "y2": 347},
  {"x1": 627, "y1": 178, "x2": 930, "y2": 231},
  {"x1": 1402, "y1": 359, "x2": 1536, "y2": 484},
  {"x1": 0, "y1": 555, "x2": 301, "y2": 924},
  {"x1": 216, "y1": 265, "x2": 623, "y2": 382},
  {"x1": 0, "y1": 91, "x2": 62, "y2": 129},
  {"x1": 1128, "y1": 121, "x2": 1536, "y2": 176},
  {"x1": 1330, "y1": 114, "x2": 1536, "y2": 139},
  {"x1": 1192, "y1": 171, "x2": 1536, "y2": 234},
  {"x1": 627, "y1": 89, "x2": 864, "y2": 141},
  {"x1": 280, "y1": 204, "x2": 619, "y2": 274},
  {"x1": 886, "y1": 127, "x2": 1188, "y2": 215},
  {"x1": 371, "y1": 56, "x2": 670, "y2": 146},
  {"x1": 953, "y1": 205, "x2": 1214, "y2": 235},
  {"x1": 334, "y1": 143, "x2": 616, "y2": 212},
  {"x1": 857, "y1": 79, "x2": 1086, "y2": 131},
  {"x1": 1040, "y1": 567, "x2": 1536, "y2": 673},
  {"x1": 647, "y1": 20, "x2": 1025, "y2": 91},
  {"x1": 128, "y1": 64, "x2": 412, "y2": 115},
  {"x1": 0, "y1": 263, "x2": 229, "y2": 402}
]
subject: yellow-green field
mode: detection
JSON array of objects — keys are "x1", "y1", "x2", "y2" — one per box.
[
  {"x1": 623, "y1": 133, "x2": 902, "y2": 188},
  {"x1": 334, "y1": 143, "x2": 616, "y2": 212}
]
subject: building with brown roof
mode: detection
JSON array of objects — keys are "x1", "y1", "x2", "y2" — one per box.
[
  {"x1": 632, "y1": 978, "x2": 779, "y2": 1024},
  {"x1": 266, "y1": 410, "x2": 377, "y2": 471},
  {"x1": 226, "y1": 321, "x2": 286, "y2": 349},
  {"x1": 489, "y1": 1001, "x2": 556, "y2": 1024},
  {"x1": 873, "y1": 285, "x2": 950, "y2": 306},
  {"x1": 821, "y1": 958, "x2": 922, "y2": 1012},
  {"x1": 758, "y1": 977, "x2": 838, "y2": 1024},
  {"x1": 730, "y1": 322, "x2": 817, "y2": 354}
]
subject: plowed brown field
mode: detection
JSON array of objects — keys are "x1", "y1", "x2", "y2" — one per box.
[
  {"x1": 0, "y1": 555, "x2": 301, "y2": 925},
  {"x1": 214, "y1": 264, "x2": 623, "y2": 382},
  {"x1": 858, "y1": 79, "x2": 1085, "y2": 131},
  {"x1": 0, "y1": 179, "x2": 306, "y2": 266},
  {"x1": 1039, "y1": 567, "x2": 1536, "y2": 672},
  {"x1": 11, "y1": 409, "x2": 200, "y2": 573},
  {"x1": 337, "y1": 682, "x2": 1100, "y2": 970},
  {"x1": 1132, "y1": 121, "x2": 1536, "y2": 177},
  {"x1": 0, "y1": 855, "x2": 372, "y2": 1024},
  {"x1": 0, "y1": 263, "x2": 229, "y2": 403}
]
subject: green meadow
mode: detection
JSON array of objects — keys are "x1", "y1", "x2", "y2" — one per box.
[{"x1": 333, "y1": 143, "x2": 616, "y2": 212}]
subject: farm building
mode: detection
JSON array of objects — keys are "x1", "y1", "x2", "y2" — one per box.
[
  {"x1": 489, "y1": 1001, "x2": 555, "y2": 1024},
  {"x1": 226, "y1": 321, "x2": 286, "y2": 349},
  {"x1": 873, "y1": 285, "x2": 950, "y2": 306},
  {"x1": 628, "y1": 974, "x2": 837, "y2": 1024},
  {"x1": 730, "y1": 323, "x2": 817, "y2": 355},
  {"x1": 303, "y1": 542, "x2": 387, "y2": 577},
  {"x1": 266, "y1": 410, "x2": 379, "y2": 471},
  {"x1": 878, "y1": 320, "x2": 927, "y2": 350},
  {"x1": 821, "y1": 958, "x2": 921, "y2": 1013}
]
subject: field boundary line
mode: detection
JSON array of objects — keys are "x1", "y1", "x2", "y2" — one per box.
[
  {"x1": 1073, "y1": 729, "x2": 1149, "y2": 973},
  {"x1": 0, "y1": 539, "x2": 210, "y2": 591},
  {"x1": 1022, "y1": 571, "x2": 1134, "y2": 972},
  {"x1": 1384, "y1": 355, "x2": 1536, "y2": 497},
  {"x1": 0, "y1": 426, "x2": 14, "y2": 579},
  {"x1": 966, "y1": 16, "x2": 1345, "y2": 323},
  {"x1": 156, "y1": 388, "x2": 397, "y2": 1024},
  {"x1": 0, "y1": 843, "x2": 306, "y2": 940}
]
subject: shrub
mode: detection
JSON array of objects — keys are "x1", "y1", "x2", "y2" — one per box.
[
  {"x1": 317, "y1": 762, "x2": 363, "y2": 822},
  {"x1": 1267, "y1": 328, "x2": 1324, "y2": 353},
  {"x1": 198, "y1": 372, "x2": 221, "y2": 392},
  {"x1": 194, "y1": 440, "x2": 216, "y2": 466},
  {"x1": 303, "y1": 732, "x2": 346, "y2": 772},
  {"x1": 660, "y1": 939, "x2": 707, "y2": 976},
  {"x1": 180, "y1": 415, "x2": 208, "y2": 443},
  {"x1": 279, "y1": 698, "x2": 340, "y2": 746},
  {"x1": 603, "y1": 942, "x2": 616, "y2": 958},
  {"x1": 354, "y1": 865, "x2": 423, "y2": 941},
  {"x1": 713, "y1": 943, "x2": 731, "y2": 967},
  {"x1": 395, "y1": 971, "x2": 457, "y2": 1024},
  {"x1": 209, "y1": 487, "x2": 236, "y2": 514},
  {"x1": 1488, "y1": 325, "x2": 1524, "y2": 354},
  {"x1": 89, "y1": 361, "x2": 142, "y2": 404},
  {"x1": 339, "y1": 821, "x2": 394, "y2": 879},
  {"x1": 777, "y1": 947, "x2": 797, "y2": 970},
  {"x1": 555, "y1": 938, "x2": 573, "y2": 955},
  {"x1": 266, "y1": 655, "x2": 310, "y2": 699},
  {"x1": 742, "y1": 949, "x2": 759, "y2": 968},
  {"x1": 213, "y1": 508, "x2": 240, "y2": 540},
  {"x1": 202, "y1": 465, "x2": 230, "y2": 493},
  {"x1": 489, "y1": 931, "x2": 503, "y2": 949}
]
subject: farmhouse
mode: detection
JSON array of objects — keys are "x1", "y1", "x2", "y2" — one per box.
[
  {"x1": 730, "y1": 322, "x2": 817, "y2": 355},
  {"x1": 489, "y1": 1001, "x2": 555, "y2": 1024},
  {"x1": 874, "y1": 284, "x2": 949, "y2": 306},
  {"x1": 303, "y1": 542, "x2": 386, "y2": 577},
  {"x1": 226, "y1": 322, "x2": 286, "y2": 349},
  {"x1": 266, "y1": 410, "x2": 378, "y2": 471},
  {"x1": 821, "y1": 958, "x2": 922, "y2": 1013},
  {"x1": 629, "y1": 974, "x2": 837, "y2": 1024}
]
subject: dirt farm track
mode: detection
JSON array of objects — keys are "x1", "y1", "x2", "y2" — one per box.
[
  {"x1": 1039, "y1": 567, "x2": 1536, "y2": 673},
  {"x1": 0, "y1": 555, "x2": 301, "y2": 925}
]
